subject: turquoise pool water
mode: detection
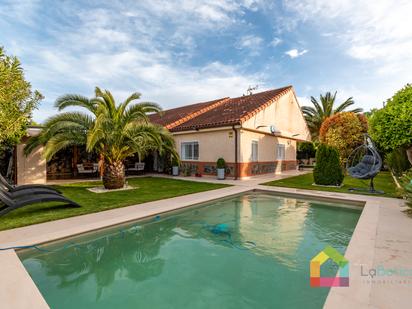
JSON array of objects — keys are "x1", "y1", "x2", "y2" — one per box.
[{"x1": 19, "y1": 192, "x2": 361, "y2": 309}]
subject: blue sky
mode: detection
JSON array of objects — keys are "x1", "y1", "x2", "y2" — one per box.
[{"x1": 1, "y1": 0, "x2": 411, "y2": 123}]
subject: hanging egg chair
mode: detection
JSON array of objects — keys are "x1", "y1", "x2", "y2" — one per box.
[{"x1": 346, "y1": 134, "x2": 384, "y2": 194}]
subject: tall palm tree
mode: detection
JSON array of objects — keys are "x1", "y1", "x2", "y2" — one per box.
[
  {"x1": 301, "y1": 91, "x2": 363, "y2": 140},
  {"x1": 25, "y1": 87, "x2": 178, "y2": 189}
]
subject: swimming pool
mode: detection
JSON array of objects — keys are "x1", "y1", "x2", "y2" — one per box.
[{"x1": 19, "y1": 191, "x2": 361, "y2": 309}]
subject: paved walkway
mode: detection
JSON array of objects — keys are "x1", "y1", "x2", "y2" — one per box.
[
  {"x1": 149, "y1": 169, "x2": 309, "y2": 187},
  {"x1": 46, "y1": 169, "x2": 309, "y2": 186},
  {"x1": 1, "y1": 172, "x2": 411, "y2": 309}
]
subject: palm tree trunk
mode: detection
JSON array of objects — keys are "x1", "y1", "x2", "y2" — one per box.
[{"x1": 102, "y1": 161, "x2": 125, "y2": 189}]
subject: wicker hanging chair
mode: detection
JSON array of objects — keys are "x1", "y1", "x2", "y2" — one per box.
[{"x1": 346, "y1": 134, "x2": 383, "y2": 194}]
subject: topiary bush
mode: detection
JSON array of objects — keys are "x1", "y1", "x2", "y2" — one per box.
[
  {"x1": 319, "y1": 112, "x2": 368, "y2": 166},
  {"x1": 313, "y1": 144, "x2": 344, "y2": 186},
  {"x1": 171, "y1": 157, "x2": 180, "y2": 167},
  {"x1": 216, "y1": 158, "x2": 226, "y2": 169}
]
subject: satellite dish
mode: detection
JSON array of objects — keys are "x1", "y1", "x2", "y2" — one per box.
[{"x1": 270, "y1": 125, "x2": 279, "y2": 134}]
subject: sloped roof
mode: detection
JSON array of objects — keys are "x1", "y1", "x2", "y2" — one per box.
[{"x1": 150, "y1": 86, "x2": 293, "y2": 132}]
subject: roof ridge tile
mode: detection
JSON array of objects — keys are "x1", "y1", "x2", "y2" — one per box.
[
  {"x1": 239, "y1": 86, "x2": 292, "y2": 123},
  {"x1": 166, "y1": 97, "x2": 230, "y2": 129}
]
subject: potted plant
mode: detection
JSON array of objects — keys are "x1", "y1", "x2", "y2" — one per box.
[
  {"x1": 171, "y1": 158, "x2": 179, "y2": 176},
  {"x1": 216, "y1": 157, "x2": 226, "y2": 180},
  {"x1": 195, "y1": 165, "x2": 202, "y2": 177},
  {"x1": 183, "y1": 164, "x2": 192, "y2": 177}
]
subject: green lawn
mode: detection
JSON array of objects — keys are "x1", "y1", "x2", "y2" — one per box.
[
  {"x1": 262, "y1": 171, "x2": 400, "y2": 198},
  {"x1": 0, "y1": 177, "x2": 230, "y2": 231}
]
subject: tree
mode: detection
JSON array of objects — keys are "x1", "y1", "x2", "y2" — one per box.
[
  {"x1": 297, "y1": 141, "x2": 316, "y2": 160},
  {"x1": 313, "y1": 144, "x2": 344, "y2": 186},
  {"x1": 369, "y1": 84, "x2": 412, "y2": 164},
  {"x1": 25, "y1": 87, "x2": 178, "y2": 189},
  {"x1": 301, "y1": 91, "x2": 362, "y2": 140},
  {"x1": 0, "y1": 47, "x2": 43, "y2": 145},
  {"x1": 319, "y1": 112, "x2": 368, "y2": 165}
]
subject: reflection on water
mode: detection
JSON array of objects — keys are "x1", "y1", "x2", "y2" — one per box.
[
  {"x1": 20, "y1": 192, "x2": 361, "y2": 309},
  {"x1": 238, "y1": 195, "x2": 309, "y2": 268}
]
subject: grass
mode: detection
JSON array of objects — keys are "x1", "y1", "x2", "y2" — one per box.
[
  {"x1": 262, "y1": 171, "x2": 400, "y2": 198},
  {"x1": 0, "y1": 177, "x2": 230, "y2": 231}
]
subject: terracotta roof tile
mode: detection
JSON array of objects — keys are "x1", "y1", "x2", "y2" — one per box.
[
  {"x1": 149, "y1": 98, "x2": 227, "y2": 129},
  {"x1": 150, "y1": 86, "x2": 293, "y2": 132}
]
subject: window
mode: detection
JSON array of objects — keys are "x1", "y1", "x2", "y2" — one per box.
[
  {"x1": 277, "y1": 144, "x2": 285, "y2": 160},
  {"x1": 181, "y1": 142, "x2": 199, "y2": 160},
  {"x1": 251, "y1": 140, "x2": 258, "y2": 162}
]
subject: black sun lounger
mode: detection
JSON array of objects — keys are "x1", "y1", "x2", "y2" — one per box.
[
  {"x1": 0, "y1": 186, "x2": 61, "y2": 199},
  {"x1": 0, "y1": 174, "x2": 61, "y2": 194},
  {"x1": 0, "y1": 184, "x2": 62, "y2": 198},
  {"x1": 0, "y1": 190, "x2": 81, "y2": 217}
]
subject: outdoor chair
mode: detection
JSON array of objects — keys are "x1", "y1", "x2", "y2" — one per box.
[
  {"x1": 0, "y1": 185, "x2": 61, "y2": 199},
  {"x1": 0, "y1": 190, "x2": 80, "y2": 217},
  {"x1": 346, "y1": 134, "x2": 383, "y2": 194},
  {"x1": 0, "y1": 174, "x2": 61, "y2": 194},
  {"x1": 77, "y1": 163, "x2": 99, "y2": 175},
  {"x1": 126, "y1": 162, "x2": 145, "y2": 174}
]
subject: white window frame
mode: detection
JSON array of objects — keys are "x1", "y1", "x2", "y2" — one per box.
[
  {"x1": 181, "y1": 141, "x2": 199, "y2": 161},
  {"x1": 251, "y1": 140, "x2": 258, "y2": 162},
  {"x1": 276, "y1": 144, "x2": 286, "y2": 160}
]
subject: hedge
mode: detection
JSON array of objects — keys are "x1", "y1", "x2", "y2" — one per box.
[{"x1": 313, "y1": 144, "x2": 344, "y2": 186}]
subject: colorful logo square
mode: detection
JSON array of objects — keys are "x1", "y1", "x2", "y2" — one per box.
[{"x1": 310, "y1": 246, "x2": 349, "y2": 287}]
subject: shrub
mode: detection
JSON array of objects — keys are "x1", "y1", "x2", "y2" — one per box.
[
  {"x1": 320, "y1": 112, "x2": 368, "y2": 166},
  {"x1": 313, "y1": 144, "x2": 344, "y2": 186},
  {"x1": 182, "y1": 164, "x2": 192, "y2": 176},
  {"x1": 297, "y1": 142, "x2": 316, "y2": 160},
  {"x1": 0, "y1": 47, "x2": 43, "y2": 145},
  {"x1": 369, "y1": 84, "x2": 412, "y2": 165},
  {"x1": 385, "y1": 148, "x2": 411, "y2": 176},
  {"x1": 171, "y1": 157, "x2": 179, "y2": 167},
  {"x1": 216, "y1": 158, "x2": 226, "y2": 169},
  {"x1": 399, "y1": 169, "x2": 412, "y2": 208}
]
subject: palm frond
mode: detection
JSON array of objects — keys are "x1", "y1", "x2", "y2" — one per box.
[
  {"x1": 303, "y1": 91, "x2": 363, "y2": 140},
  {"x1": 118, "y1": 92, "x2": 142, "y2": 116},
  {"x1": 54, "y1": 94, "x2": 96, "y2": 113},
  {"x1": 334, "y1": 97, "x2": 354, "y2": 113},
  {"x1": 42, "y1": 131, "x2": 87, "y2": 161},
  {"x1": 349, "y1": 107, "x2": 363, "y2": 113},
  {"x1": 26, "y1": 87, "x2": 178, "y2": 165}
]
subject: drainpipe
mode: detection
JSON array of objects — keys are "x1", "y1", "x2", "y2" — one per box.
[{"x1": 232, "y1": 125, "x2": 239, "y2": 180}]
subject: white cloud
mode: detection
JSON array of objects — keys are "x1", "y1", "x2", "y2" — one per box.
[
  {"x1": 236, "y1": 35, "x2": 264, "y2": 55},
  {"x1": 297, "y1": 96, "x2": 311, "y2": 107},
  {"x1": 24, "y1": 36, "x2": 264, "y2": 121},
  {"x1": 0, "y1": 0, "x2": 41, "y2": 26},
  {"x1": 30, "y1": 54, "x2": 264, "y2": 121},
  {"x1": 280, "y1": 0, "x2": 412, "y2": 111},
  {"x1": 0, "y1": 0, "x2": 267, "y2": 122},
  {"x1": 285, "y1": 49, "x2": 308, "y2": 58},
  {"x1": 270, "y1": 37, "x2": 282, "y2": 47},
  {"x1": 283, "y1": 0, "x2": 412, "y2": 77}
]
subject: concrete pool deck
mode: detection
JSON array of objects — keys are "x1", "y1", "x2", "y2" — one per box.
[{"x1": 0, "y1": 176, "x2": 410, "y2": 309}]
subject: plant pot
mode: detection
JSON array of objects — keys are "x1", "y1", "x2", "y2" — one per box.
[
  {"x1": 172, "y1": 166, "x2": 179, "y2": 176},
  {"x1": 217, "y1": 168, "x2": 225, "y2": 180}
]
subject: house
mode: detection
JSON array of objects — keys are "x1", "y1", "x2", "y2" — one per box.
[
  {"x1": 12, "y1": 85, "x2": 310, "y2": 184},
  {"x1": 149, "y1": 85, "x2": 310, "y2": 179}
]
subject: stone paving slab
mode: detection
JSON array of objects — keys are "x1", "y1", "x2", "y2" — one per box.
[
  {"x1": 0, "y1": 178, "x2": 410, "y2": 309},
  {"x1": 0, "y1": 250, "x2": 49, "y2": 309}
]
